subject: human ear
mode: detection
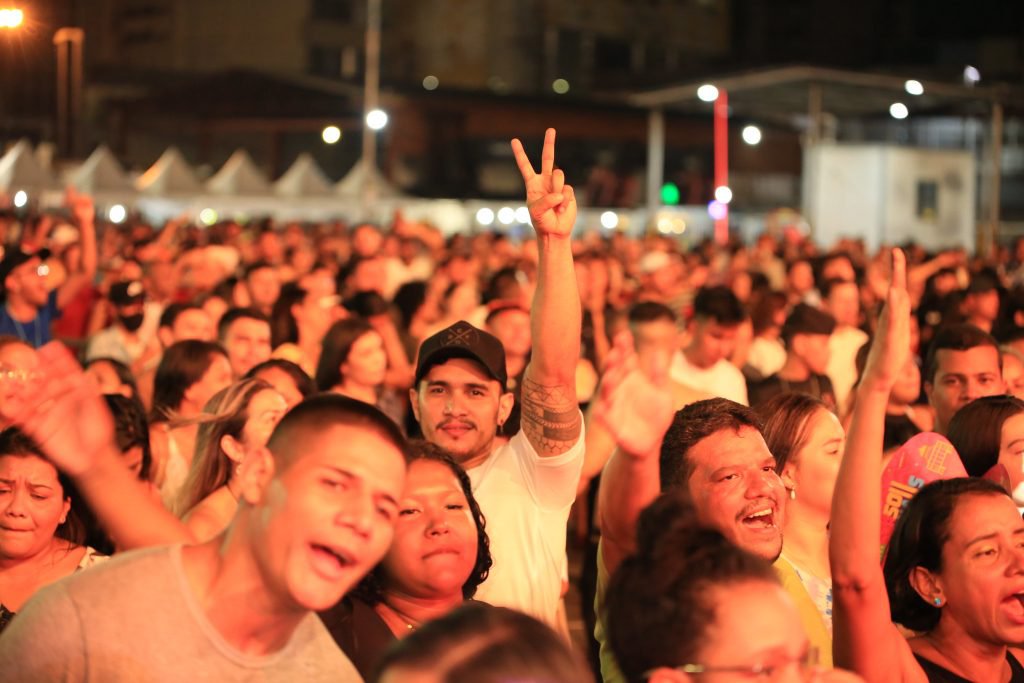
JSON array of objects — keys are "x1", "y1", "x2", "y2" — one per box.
[
  {"x1": 908, "y1": 565, "x2": 944, "y2": 607},
  {"x1": 238, "y1": 446, "x2": 275, "y2": 505},
  {"x1": 497, "y1": 391, "x2": 515, "y2": 426},
  {"x1": 409, "y1": 387, "x2": 421, "y2": 423},
  {"x1": 780, "y1": 462, "x2": 798, "y2": 492},
  {"x1": 220, "y1": 434, "x2": 246, "y2": 464}
]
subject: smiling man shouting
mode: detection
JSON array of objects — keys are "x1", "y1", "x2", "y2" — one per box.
[{"x1": 0, "y1": 344, "x2": 408, "y2": 682}]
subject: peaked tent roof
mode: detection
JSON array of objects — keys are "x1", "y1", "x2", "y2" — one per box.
[
  {"x1": 274, "y1": 153, "x2": 333, "y2": 197},
  {"x1": 135, "y1": 147, "x2": 202, "y2": 195},
  {"x1": 206, "y1": 149, "x2": 271, "y2": 195},
  {"x1": 68, "y1": 145, "x2": 133, "y2": 193},
  {"x1": 336, "y1": 158, "x2": 403, "y2": 199},
  {"x1": 0, "y1": 139, "x2": 58, "y2": 193}
]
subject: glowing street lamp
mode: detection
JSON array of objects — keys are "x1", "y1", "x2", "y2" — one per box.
[{"x1": 0, "y1": 8, "x2": 24, "y2": 29}]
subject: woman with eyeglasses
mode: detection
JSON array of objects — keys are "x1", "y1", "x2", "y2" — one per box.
[
  {"x1": 605, "y1": 489, "x2": 861, "y2": 683},
  {"x1": 832, "y1": 249, "x2": 1024, "y2": 682}
]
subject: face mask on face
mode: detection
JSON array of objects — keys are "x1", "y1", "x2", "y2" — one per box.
[{"x1": 119, "y1": 312, "x2": 145, "y2": 332}]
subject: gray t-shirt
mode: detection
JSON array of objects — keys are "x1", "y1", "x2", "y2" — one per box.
[{"x1": 0, "y1": 545, "x2": 363, "y2": 682}]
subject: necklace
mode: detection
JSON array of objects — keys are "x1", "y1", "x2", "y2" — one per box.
[
  {"x1": 377, "y1": 601, "x2": 421, "y2": 633},
  {"x1": 8, "y1": 310, "x2": 41, "y2": 348}
]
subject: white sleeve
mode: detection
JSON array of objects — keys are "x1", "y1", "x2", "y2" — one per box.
[{"x1": 505, "y1": 413, "x2": 586, "y2": 511}]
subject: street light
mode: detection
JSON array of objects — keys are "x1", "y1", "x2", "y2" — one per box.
[
  {"x1": 0, "y1": 8, "x2": 23, "y2": 29},
  {"x1": 366, "y1": 108, "x2": 388, "y2": 131}
]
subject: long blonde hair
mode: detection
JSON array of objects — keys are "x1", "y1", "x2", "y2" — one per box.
[{"x1": 174, "y1": 378, "x2": 278, "y2": 516}]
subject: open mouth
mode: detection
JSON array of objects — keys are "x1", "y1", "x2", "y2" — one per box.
[
  {"x1": 1000, "y1": 593, "x2": 1024, "y2": 624},
  {"x1": 310, "y1": 544, "x2": 355, "y2": 578},
  {"x1": 741, "y1": 508, "x2": 777, "y2": 530}
]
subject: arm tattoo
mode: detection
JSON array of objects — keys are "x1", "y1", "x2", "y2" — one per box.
[{"x1": 519, "y1": 377, "x2": 582, "y2": 455}]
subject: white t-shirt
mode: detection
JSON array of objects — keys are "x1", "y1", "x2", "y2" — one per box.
[
  {"x1": 466, "y1": 421, "x2": 585, "y2": 627},
  {"x1": 670, "y1": 351, "x2": 749, "y2": 405},
  {"x1": 746, "y1": 336, "x2": 787, "y2": 380},
  {"x1": 827, "y1": 326, "x2": 869, "y2": 414}
]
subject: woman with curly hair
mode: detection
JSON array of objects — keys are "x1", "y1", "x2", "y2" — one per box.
[{"x1": 319, "y1": 441, "x2": 492, "y2": 680}]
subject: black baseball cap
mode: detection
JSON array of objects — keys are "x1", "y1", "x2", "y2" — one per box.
[
  {"x1": 109, "y1": 280, "x2": 146, "y2": 306},
  {"x1": 0, "y1": 246, "x2": 51, "y2": 295},
  {"x1": 414, "y1": 320, "x2": 508, "y2": 390}
]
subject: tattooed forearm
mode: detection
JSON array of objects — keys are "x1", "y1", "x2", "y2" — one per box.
[{"x1": 520, "y1": 377, "x2": 582, "y2": 456}]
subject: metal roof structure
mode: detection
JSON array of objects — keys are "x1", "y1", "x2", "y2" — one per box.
[
  {"x1": 626, "y1": 65, "x2": 1020, "y2": 249},
  {"x1": 627, "y1": 65, "x2": 1020, "y2": 122}
]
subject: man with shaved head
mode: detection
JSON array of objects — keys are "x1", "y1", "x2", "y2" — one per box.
[{"x1": 0, "y1": 344, "x2": 406, "y2": 681}]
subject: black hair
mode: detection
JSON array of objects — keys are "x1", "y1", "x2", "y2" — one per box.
[
  {"x1": 314, "y1": 317, "x2": 377, "y2": 391},
  {"x1": 159, "y1": 302, "x2": 205, "y2": 331},
  {"x1": 243, "y1": 260, "x2": 274, "y2": 279},
  {"x1": 267, "y1": 392, "x2": 410, "y2": 467},
  {"x1": 104, "y1": 394, "x2": 152, "y2": 481},
  {"x1": 605, "y1": 490, "x2": 779, "y2": 683},
  {"x1": 820, "y1": 277, "x2": 856, "y2": 301},
  {"x1": 372, "y1": 603, "x2": 587, "y2": 683},
  {"x1": 884, "y1": 478, "x2": 1009, "y2": 632},
  {"x1": 352, "y1": 440, "x2": 491, "y2": 603},
  {"x1": 245, "y1": 358, "x2": 316, "y2": 398},
  {"x1": 0, "y1": 428, "x2": 86, "y2": 546},
  {"x1": 757, "y1": 393, "x2": 829, "y2": 476},
  {"x1": 660, "y1": 398, "x2": 763, "y2": 491},
  {"x1": 946, "y1": 395, "x2": 1024, "y2": 477},
  {"x1": 83, "y1": 357, "x2": 141, "y2": 402},
  {"x1": 692, "y1": 285, "x2": 746, "y2": 326},
  {"x1": 393, "y1": 281, "x2": 428, "y2": 330},
  {"x1": 628, "y1": 301, "x2": 676, "y2": 325},
  {"x1": 923, "y1": 324, "x2": 1001, "y2": 384},
  {"x1": 216, "y1": 307, "x2": 270, "y2": 343},
  {"x1": 150, "y1": 340, "x2": 228, "y2": 422},
  {"x1": 344, "y1": 290, "x2": 391, "y2": 318},
  {"x1": 269, "y1": 282, "x2": 306, "y2": 348}
]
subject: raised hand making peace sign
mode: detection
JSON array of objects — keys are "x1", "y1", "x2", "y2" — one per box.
[{"x1": 511, "y1": 128, "x2": 577, "y2": 238}]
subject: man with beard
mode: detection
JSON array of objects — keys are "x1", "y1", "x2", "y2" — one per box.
[
  {"x1": 593, "y1": 333, "x2": 832, "y2": 682},
  {"x1": 408, "y1": 129, "x2": 584, "y2": 627}
]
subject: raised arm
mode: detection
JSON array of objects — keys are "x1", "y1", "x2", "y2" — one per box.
[
  {"x1": 511, "y1": 128, "x2": 583, "y2": 457},
  {"x1": 56, "y1": 189, "x2": 97, "y2": 310},
  {"x1": 594, "y1": 333, "x2": 675, "y2": 576},
  {"x1": 0, "y1": 343, "x2": 196, "y2": 549},
  {"x1": 830, "y1": 249, "x2": 918, "y2": 682}
]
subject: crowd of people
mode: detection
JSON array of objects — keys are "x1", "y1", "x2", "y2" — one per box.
[{"x1": 1, "y1": 127, "x2": 1024, "y2": 682}]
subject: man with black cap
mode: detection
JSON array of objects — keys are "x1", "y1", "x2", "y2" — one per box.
[
  {"x1": 408, "y1": 129, "x2": 584, "y2": 628},
  {"x1": 85, "y1": 280, "x2": 160, "y2": 372},
  {"x1": 0, "y1": 193, "x2": 97, "y2": 348},
  {"x1": 747, "y1": 303, "x2": 838, "y2": 410}
]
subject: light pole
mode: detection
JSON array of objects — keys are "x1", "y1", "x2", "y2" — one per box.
[
  {"x1": 361, "y1": 0, "x2": 382, "y2": 210},
  {"x1": 54, "y1": 27, "x2": 84, "y2": 158}
]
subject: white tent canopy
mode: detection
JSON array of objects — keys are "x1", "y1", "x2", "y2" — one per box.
[
  {"x1": 0, "y1": 139, "x2": 58, "y2": 193},
  {"x1": 206, "y1": 149, "x2": 271, "y2": 195},
  {"x1": 68, "y1": 145, "x2": 133, "y2": 194},
  {"x1": 335, "y1": 158, "x2": 403, "y2": 199},
  {"x1": 136, "y1": 147, "x2": 202, "y2": 195},
  {"x1": 274, "y1": 153, "x2": 333, "y2": 197}
]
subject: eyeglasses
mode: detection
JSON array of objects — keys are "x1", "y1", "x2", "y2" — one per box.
[
  {"x1": 0, "y1": 366, "x2": 41, "y2": 384},
  {"x1": 648, "y1": 648, "x2": 820, "y2": 681}
]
